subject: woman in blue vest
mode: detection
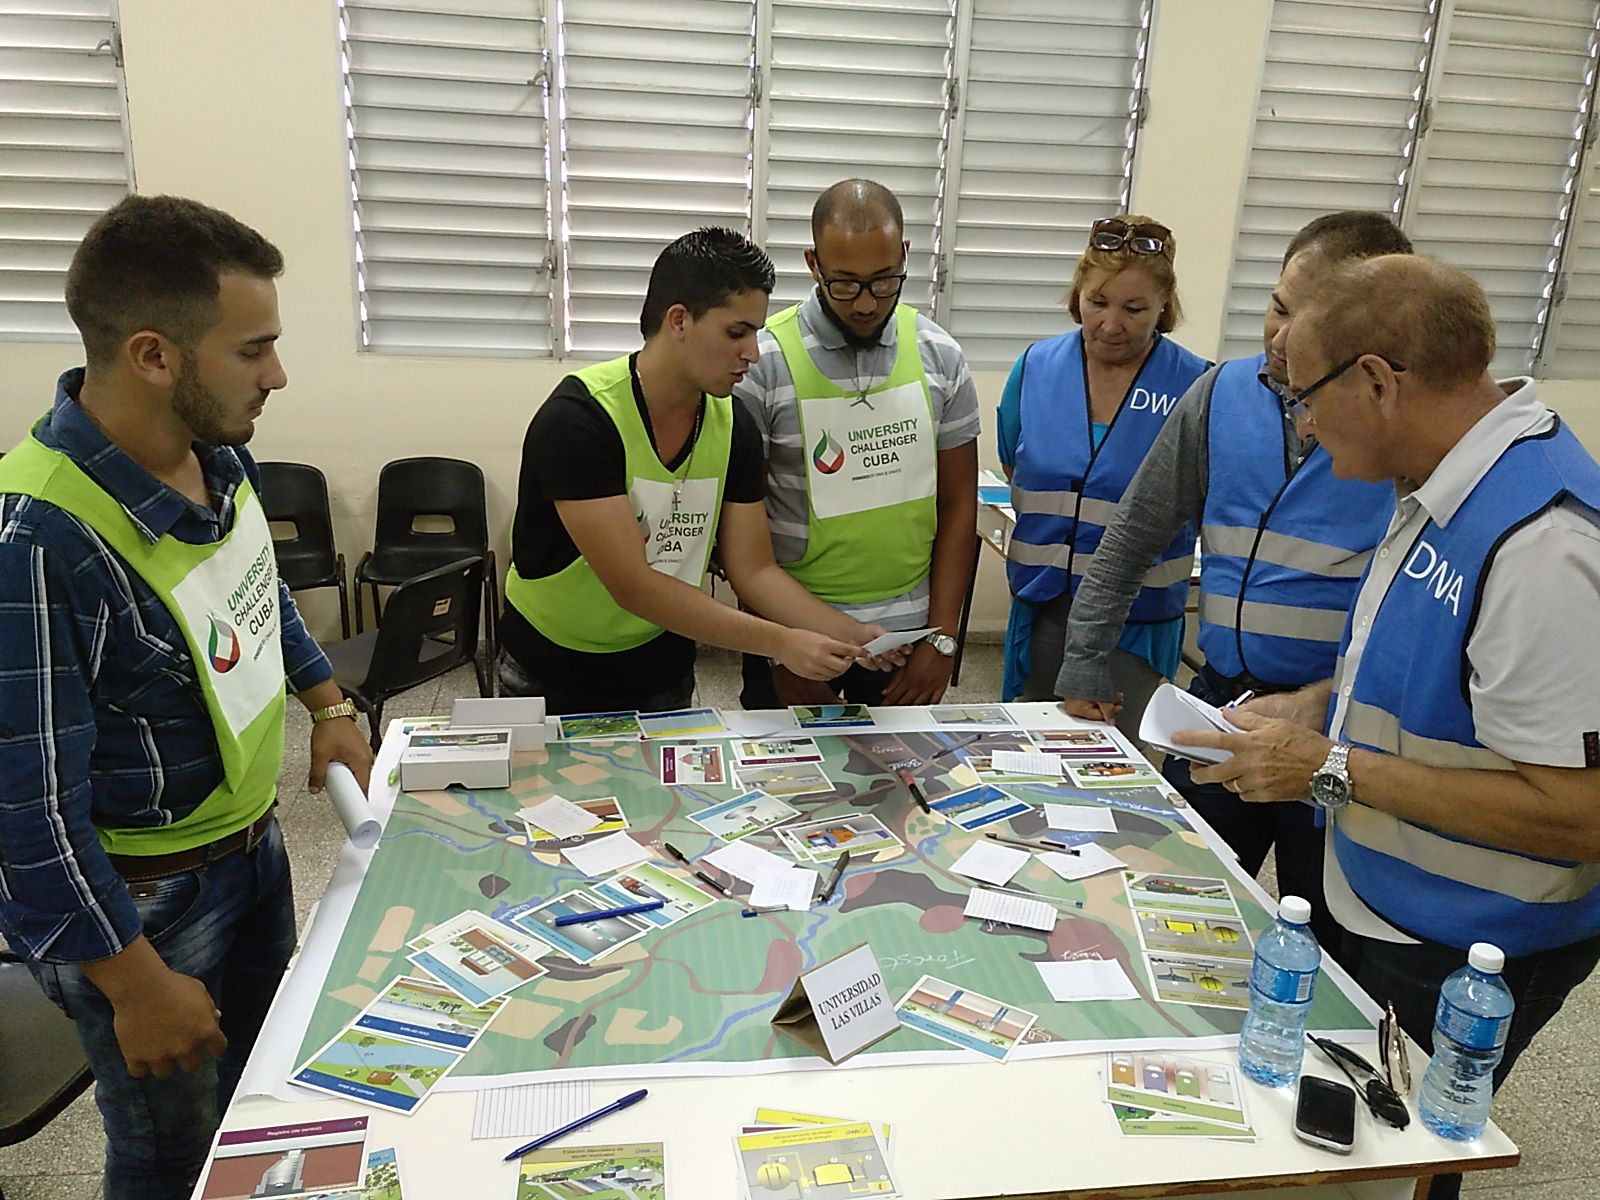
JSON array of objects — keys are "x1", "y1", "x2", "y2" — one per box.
[{"x1": 998, "y1": 216, "x2": 1209, "y2": 744}]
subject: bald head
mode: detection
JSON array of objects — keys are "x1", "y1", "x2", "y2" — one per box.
[
  {"x1": 1294, "y1": 255, "x2": 1496, "y2": 392},
  {"x1": 811, "y1": 179, "x2": 904, "y2": 243}
]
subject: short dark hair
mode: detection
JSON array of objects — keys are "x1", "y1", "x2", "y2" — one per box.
[
  {"x1": 811, "y1": 179, "x2": 905, "y2": 244},
  {"x1": 639, "y1": 228, "x2": 775, "y2": 338},
  {"x1": 1282, "y1": 211, "x2": 1412, "y2": 270},
  {"x1": 65, "y1": 194, "x2": 284, "y2": 367}
]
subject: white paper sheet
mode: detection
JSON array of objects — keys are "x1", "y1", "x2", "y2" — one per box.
[
  {"x1": 1038, "y1": 843, "x2": 1127, "y2": 882},
  {"x1": 748, "y1": 865, "x2": 819, "y2": 911},
  {"x1": 950, "y1": 841, "x2": 1030, "y2": 886},
  {"x1": 471, "y1": 1079, "x2": 594, "y2": 1139},
  {"x1": 325, "y1": 762, "x2": 383, "y2": 849},
  {"x1": 703, "y1": 840, "x2": 792, "y2": 884},
  {"x1": 963, "y1": 887, "x2": 1057, "y2": 932},
  {"x1": 989, "y1": 750, "x2": 1063, "y2": 777},
  {"x1": 1138, "y1": 683, "x2": 1235, "y2": 765},
  {"x1": 561, "y1": 831, "x2": 650, "y2": 877},
  {"x1": 1036, "y1": 958, "x2": 1141, "y2": 1002},
  {"x1": 519, "y1": 795, "x2": 602, "y2": 839},
  {"x1": 1043, "y1": 803, "x2": 1117, "y2": 833},
  {"x1": 862, "y1": 626, "x2": 938, "y2": 656}
]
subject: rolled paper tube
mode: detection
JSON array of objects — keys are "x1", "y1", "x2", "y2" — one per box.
[{"x1": 326, "y1": 761, "x2": 383, "y2": 849}]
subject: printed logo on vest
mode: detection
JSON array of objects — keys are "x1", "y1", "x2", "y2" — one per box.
[
  {"x1": 207, "y1": 614, "x2": 241, "y2": 674},
  {"x1": 811, "y1": 429, "x2": 845, "y2": 475},
  {"x1": 1402, "y1": 539, "x2": 1463, "y2": 616}
]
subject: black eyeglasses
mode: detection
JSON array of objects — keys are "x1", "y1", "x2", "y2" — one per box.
[
  {"x1": 1286, "y1": 353, "x2": 1405, "y2": 423},
  {"x1": 818, "y1": 272, "x2": 907, "y2": 302},
  {"x1": 1308, "y1": 1033, "x2": 1410, "y2": 1129},
  {"x1": 1090, "y1": 218, "x2": 1172, "y2": 257}
]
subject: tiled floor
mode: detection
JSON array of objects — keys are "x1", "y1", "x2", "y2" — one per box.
[{"x1": 3, "y1": 643, "x2": 1596, "y2": 1198}]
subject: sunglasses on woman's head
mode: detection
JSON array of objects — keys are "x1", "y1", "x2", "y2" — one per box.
[{"x1": 1090, "y1": 218, "x2": 1172, "y2": 256}]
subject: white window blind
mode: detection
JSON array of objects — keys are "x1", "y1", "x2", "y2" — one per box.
[
  {"x1": 1221, "y1": 0, "x2": 1434, "y2": 362},
  {"x1": 0, "y1": 1, "x2": 131, "y2": 340},
  {"x1": 340, "y1": 0, "x2": 552, "y2": 356},
  {"x1": 757, "y1": 0, "x2": 956, "y2": 311},
  {"x1": 1542, "y1": 143, "x2": 1600, "y2": 376},
  {"x1": 556, "y1": 0, "x2": 755, "y2": 355},
  {"x1": 1404, "y1": 2, "x2": 1600, "y2": 375},
  {"x1": 939, "y1": 0, "x2": 1148, "y2": 368}
]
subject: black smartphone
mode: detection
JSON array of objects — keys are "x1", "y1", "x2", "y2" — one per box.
[{"x1": 1294, "y1": 1076, "x2": 1358, "y2": 1154}]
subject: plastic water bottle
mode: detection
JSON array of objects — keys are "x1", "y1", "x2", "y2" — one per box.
[
  {"x1": 1418, "y1": 942, "x2": 1515, "y2": 1141},
  {"x1": 1237, "y1": 895, "x2": 1321, "y2": 1087}
]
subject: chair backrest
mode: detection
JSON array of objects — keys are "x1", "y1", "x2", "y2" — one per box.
[
  {"x1": 371, "y1": 457, "x2": 489, "y2": 558},
  {"x1": 259, "y1": 461, "x2": 339, "y2": 588},
  {"x1": 358, "y1": 555, "x2": 485, "y2": 703},
  {"x1": 0, "y1": 952, "x2": 92, "y2": 1147}
]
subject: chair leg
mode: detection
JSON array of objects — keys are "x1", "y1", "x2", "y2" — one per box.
[
  {"x1": 336, "y1": 556, "x2": 351, "y2": 641},
  {"x1": 368, "y1": 700, "x2": 385, "y2": 751},
  {"x1": 354, "y1": 577, "x2": 365, "y2": 635}
]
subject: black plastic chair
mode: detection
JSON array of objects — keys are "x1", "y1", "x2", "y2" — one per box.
[
  {"x1": 0, "y1": 949, "x2": 93, "y2": 1168},
  {"x1": 353, "y1": 457, "x2": 498, "y2": 675},
  {"x1": 259, "y1": 461, "x2": 351, "y2": 639},
  {"x1": 325, "y1": 556, "x2": 491, "y2": 748}
]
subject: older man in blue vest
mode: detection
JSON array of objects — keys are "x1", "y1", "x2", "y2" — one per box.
[{"x1": 1178, "y1": 255, "x2": 1600, "y2": 1200}]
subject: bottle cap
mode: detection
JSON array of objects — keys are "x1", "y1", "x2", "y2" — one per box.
[
  {"x1": 1467, "y1": 942, "x2": 1504, "y2": 974},
  {"x1": 1278, "y1": 895, "x2": 1312, "y2": 925}
]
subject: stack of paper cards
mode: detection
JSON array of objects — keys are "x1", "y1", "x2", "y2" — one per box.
[
  {"x1": 514, "y1": 1142, "x2": 667, "y2": 1196},
  {"x1": 195, "y1": 1116, "x2": 371, "y2": 1198},
  {"x1": 1123, "y1": 871, "x2": 1256, "y2": 1011},
  {"x1": 1105, "y1": 1052, "x2": 1256, "y2": 1141},
  {"x1": 502, "y1": 890, "x2": 658, "y2": 965},
  {"x1": 742, "y1": 1107, "x2": 894, "y2": 1162},
  {"x1": 776, "y1": 813, "x2": 902, "y2": 863},
  {"x1": 1035, "y1": 727, "x2": 1124, "y2": 756},
  {"x1": 732, "y1": 736, "x2": 823, "y2": 765},
  {"x1": 688, "y1": 790, "x2": 801, "y2": 842},
  {"x1": 557, "y1": 710, "x2": 643, "y2": 741},
  {"x1": 1139, "y1": 682, "x2": 1236, "y2": 765},
  {"x1": 791, "y1": 703, "x2": 875, "y2": 729},
  {"x1": 735, "y1": 1120, "x2": 897, "y2": 1200},
  {"x1": 591, "y1": 862, "x2": 719, "y2": 927},
  {"x1": 639, "y1": 706, "x2": 725, "y2": 738},
  {"x1": 929, "y1": 704, "x2": 1017, "y2": 728},
  {"x1": 659, "y1": 742, "x2": 727, "y2": 786},
  {"x1": 893, "y1": 975, "x2": 1038, "y2": 1063},
  {"x1": 928, "y1": 783, "x2": 1031, "y2": 831},
  {"x1": 518, "y1": 795, "x2": 601, "y2": 839},
  {"x1": 405, "y1": 912, "x2": 550, "y2": 1007},
  {"x1": 518, "y1": 795, "x2": 628, "y2": 843},
  {"x1": 735, "y1": 760, "x2": 834, "y2": 799},
  {"x1": 1066, "y1": 759, "x2": 1165, "y2": 789},
  {"x1": 292, "y1": 976, "x2": 509, "y2": 1114}
]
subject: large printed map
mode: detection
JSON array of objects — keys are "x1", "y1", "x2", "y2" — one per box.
[{"x1": 296, "y1": 726, "x2": 1372, "y2": 1082}]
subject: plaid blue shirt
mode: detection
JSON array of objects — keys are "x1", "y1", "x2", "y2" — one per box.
[{"x1": 0, "y1": 370, "x2": 332, "y2": 964}]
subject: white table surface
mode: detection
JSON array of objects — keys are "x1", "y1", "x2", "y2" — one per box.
[{"x1": 209, "y1": 705, "x2": 1517, "y2": 1199}]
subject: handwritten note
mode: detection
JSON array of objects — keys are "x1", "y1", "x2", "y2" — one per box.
[{"x1": 963, "y1": 888, "x2": 1057, "y2": 932}]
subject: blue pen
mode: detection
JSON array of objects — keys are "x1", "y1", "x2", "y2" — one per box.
[
  {"x1": 553, "y1": 899, "x2": 665, "y2": 926},
  {"x1": 503, "y1": 1088, "x2": 649, "y2": 1161}
]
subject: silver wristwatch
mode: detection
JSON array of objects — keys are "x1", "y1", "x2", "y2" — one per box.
[
  {"x1": 928, "y1": 633, "x2": 957, "y2": 658},
  {"x1": 1309, "y1": 743, "x2": 1353, "y2": 810}
]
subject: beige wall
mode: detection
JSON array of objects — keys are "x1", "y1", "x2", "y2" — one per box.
[{"x1": 2, "y1": 0, "x2": 1597, "y2": 644}]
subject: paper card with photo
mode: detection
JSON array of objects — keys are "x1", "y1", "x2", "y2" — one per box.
[
  {"x1": 790, "y1": 703, "x2": 876, "y2": 729},
  {"x1": 1142, "y1": 951, "x2": 1253, "y2": 1011},
  {"x1": 686, "y1": 789, "x2": 802, "y2": 842},
  {"x1": 732, "y1": 735, "x2": 824, "y2": 765},
  {"x1": 637, "y1": 706, "x2": 725, "y2": 738},
  {"x1": 516, "y1": 795, "x2": 629, "y2": 844},
  {"x1": 351, "y1": 976, "x2": 505, "y2": 1053},
  {"x1": 505, "y1": 889, "x2": 656, "y2": 965},
  {"x1": 736, "y1": 760, "x2": 835, "y2": 800},
  {"x1": 1034, "y1": 727, "x2": 1127, "y2": 757},
  {"x1": 928, "y1": 783, "x2": 1031, "y2": 831},
  {"x1": 776, "y1": 812, "x2": 902, "y2": 863},
  {"x1": 515, "y1": 1142, "x2": 666, "y2": 1199},
  {"x1": 928, "y1": 704, "x2": 1019, "y2": 728},
  {"x1": 292, "y1": 1029, "x2": 463, "y2": 1115},
  {"x1": 734, "y1": 1122, "x2": 897, "y2": 1200},
  {"x1": 1123, "y1": 871, "x2": 1247, "y2": 919},
  {"x1": 404, "y1": 914, "x2": 549, "y2": 1006},
  {"x1": 1064, "y1": 758, "x2": 1165, "y2": 788},
  {"x1": 658, "y1": 742, "x2": 727, "y2": 787},
  {"x1": 591, "y1": 861, "x2": 718, "y2": 927},
  {"x1": 555, "y1": 710, "x2": 643, "y2": 741},
  {"x1": 893, "y1": 974, "x2": 1038, "y2": 1063},
  {"x1": 196, "y1": 1116, "x2": 369, "y2": 1200},
  {"x1": 1104, "y1": 1051, "x2": 1253, "y2": 1130}
]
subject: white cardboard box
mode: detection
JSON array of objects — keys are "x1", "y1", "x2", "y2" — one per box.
[
  {"x1": 400, "y1": 728, "x2": 513, "y2": 792},
  {"x1": 451, "y1": 696, "x2": 547, "y2": 751}
]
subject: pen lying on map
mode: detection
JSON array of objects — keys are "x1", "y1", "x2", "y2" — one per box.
[
  {"x1": 553, "y1": 899, "x2": 665, "y2": 926},
  {"x1": 663, "y1": 841, "x2": 732, "y2": 897},
  {"x1": 896, "y1": 768, "x2": 932, "y2": 813},
  {"x1": 985, "y1": 830, "x2": 1078, "y2": 855}
]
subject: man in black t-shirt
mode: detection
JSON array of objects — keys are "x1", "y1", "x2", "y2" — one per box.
[{"x1": 499, "y1": 229, "x2": 886, "y2": 714}]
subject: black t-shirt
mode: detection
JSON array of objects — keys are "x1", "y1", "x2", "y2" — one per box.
[{"x1": 501, "y1": 354, "x2": 764, "y2": 709}]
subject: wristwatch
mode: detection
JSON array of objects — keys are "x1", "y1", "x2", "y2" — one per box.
[
  {"x1": 1309, "y1": 743, "x2": 1353, "y2": 810},
  {"x1": 927, "y1": 633, "x2": 958, "y2": 658},
  {"x1": 310, "y1": 698, "x2": 359, "y2": 724}
]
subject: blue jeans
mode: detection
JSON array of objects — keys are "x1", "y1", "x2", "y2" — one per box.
[{"x1": 28, "y1": 818, "x2": 296, "y2": 1200}]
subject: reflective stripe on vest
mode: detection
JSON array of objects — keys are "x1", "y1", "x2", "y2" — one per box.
[
  {"x1": 0, "y1": 429, "x2": 286, "y2": 856},
  {"x1": 1006, "y1": 330, "x2": 1208, "y2": 620},
  {"x1": 504, "y1": 356, "x2": 734, "y2": 653},
  {"x1": 770, "y1": 303, "x2": 938, "y2": 605},
  {"x1": 1329, "y1": 418, "x2": 1600, "y2": 955},
  {"x1": 1197, "y1": 354, "x2": 1393, "y2": 686}
]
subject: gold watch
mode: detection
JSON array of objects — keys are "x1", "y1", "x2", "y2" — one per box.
[{"x1": 309, "y1": 698, "x2": 359, "y2": 724}]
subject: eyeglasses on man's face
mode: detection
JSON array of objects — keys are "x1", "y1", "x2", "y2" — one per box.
[
  {"x1": 816, "y1": 269, "x2": 907, "y2": 303},
  {"x1": 1090, "y1": 217, "x2": 1172, "y2": 257},
  {"x1": 1286, "y1": 352, "x2": 1406, "y2": 423}
]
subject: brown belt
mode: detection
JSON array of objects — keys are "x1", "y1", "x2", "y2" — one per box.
[{"x1": 108, "y1": 804, "x2": 278, "y2": 885}]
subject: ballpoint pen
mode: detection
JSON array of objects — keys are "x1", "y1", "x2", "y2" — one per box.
[
  {"x1": 816, "y1": 849, "x2": 852, "y2": 903},
  {"x1": 554, "y1": 899, "x2": 665, "y2": 926},
  {"x1": 502, "y1": 1088, "x2": 649, "y2": 1161},
  {"x1": 663, "y1": 841, "x2": 732, "y2": 897},
  {"x1": 985, "y1": 830, "x2": 1079, "y2": 855},
  {"x1": 1224, "y1": 689, "x2": 1255, "y2": 709},
  {"x1": 896, "y1": 768, "x2": 931, "y2": 812}
]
